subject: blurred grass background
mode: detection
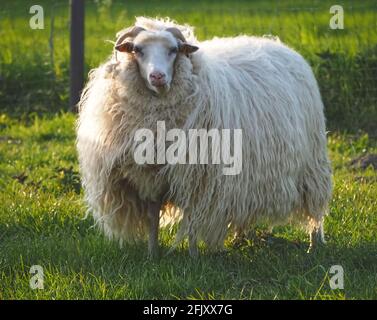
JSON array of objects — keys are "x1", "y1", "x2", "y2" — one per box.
[{"x1": 0, "y1": 0, "x2": 376, "y2": 132}]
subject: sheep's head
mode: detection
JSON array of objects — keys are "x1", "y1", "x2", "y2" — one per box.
[{"x1": 115, "y1": 26, "x2": 199, "y2": 94}]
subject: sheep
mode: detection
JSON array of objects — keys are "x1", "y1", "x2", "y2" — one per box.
[{"x1": 76, "y1": 17, "x2": 332, "y2": 257}]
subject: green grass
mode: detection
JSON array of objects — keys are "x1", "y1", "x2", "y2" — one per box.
[
  {"x1": 0, "y1": 0, "x2": 376, "y2": 131},
  {"x1": 0, "y1": 0, "x2": 377, "y2": 299},
  {"x1": 0, "y1": 113, "x2": 376, "y2": 299}
]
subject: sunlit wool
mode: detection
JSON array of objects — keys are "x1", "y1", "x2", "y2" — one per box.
[{"x1": 76, "y1": 17, "x2": 332, "y2": 251}]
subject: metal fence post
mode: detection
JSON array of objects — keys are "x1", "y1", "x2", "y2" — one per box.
[{"x1": 69, "y1": 0, "x2": 84, "y2": 112}]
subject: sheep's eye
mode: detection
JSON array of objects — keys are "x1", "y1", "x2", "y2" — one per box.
[
  {"x1": 133, "y1": 46, "x2": 143, "y2": 56},
  {"x1": 169, "y1": 47, "x2": 178, "y2": 56}
]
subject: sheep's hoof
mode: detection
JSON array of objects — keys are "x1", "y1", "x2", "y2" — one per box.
[
  {"x1": 307, "y1": 240, "x2": 326, "y2": 253},
  {"x1": 307, "y1": 244, "x2": 314, "y2": 254},
  {"x1": 148, "y1": 246, "x2": 160, "y2": 260},
  {"x1": 189, "y1": 247, "x2": 199, "y2": 258},
  {"x1": 189, "y1": 245, "x2": 199, "y2": 258},
  {"x1": 307, "y1": 243, "x2": 322, "y2": 254},
  {"x1": 307, "y1": 229, "x2": 325, "y2": 254},
  {"x1": 148, "y1": 250, "x2": 160, "y2": 260},
  {"x1": 188, "y1": 235, "x2": 199, "y2": 258}
]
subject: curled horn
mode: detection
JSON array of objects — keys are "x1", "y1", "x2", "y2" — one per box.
[
  {"x1": 165, "y1": 27, "x2": 199, "y2": 56},
  {"x1": 115, "y1": 26, "x2": 146, "y2": 47},
  {"x1": 165, "y1": 27, "x2": 186, "y2": 43}
]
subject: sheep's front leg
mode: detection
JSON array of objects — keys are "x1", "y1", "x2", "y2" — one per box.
[
  {"x1": 188, "y1": 234, "x2": 198, "y2": 258},
  {"x1": 147, "y1": 200, "x2": 161, "y2": 258}
]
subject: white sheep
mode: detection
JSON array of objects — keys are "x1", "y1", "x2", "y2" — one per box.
[{"x1": 76, "y1": 17, "x2": 332, "y2": 257}]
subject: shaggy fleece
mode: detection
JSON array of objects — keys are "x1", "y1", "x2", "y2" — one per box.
[{"x1": 76, "y1": 17, "x2": 332, "y2": 249}]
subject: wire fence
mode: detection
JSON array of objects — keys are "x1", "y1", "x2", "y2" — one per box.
[{"x1": 0, "y1": 0, "x2": 376, "y2": 133}]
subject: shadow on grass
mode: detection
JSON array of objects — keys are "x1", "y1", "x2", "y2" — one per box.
[{"x1": 1, "y1": 215, "x2": 376, "y2": 299}]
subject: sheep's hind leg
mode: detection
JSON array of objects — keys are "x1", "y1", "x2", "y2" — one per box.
[
  {"x1": 307, "y1": 222, "x2": 325, "y2": 253},
  {"x1": 147, "y1": 200, "x2": 161, "y2": 259}
]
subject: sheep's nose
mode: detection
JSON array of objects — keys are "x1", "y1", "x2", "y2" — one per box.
[{"x1": 149, "y1": 71, "x2": 167, "y2": 87}]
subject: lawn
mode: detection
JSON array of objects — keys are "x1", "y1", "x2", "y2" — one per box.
[
  {"x1": 0, "y1": 0, "x2": 377, "y2": 299},
  {"x1": 1, "y1": 0, "x2": 377, "y2": 131}
]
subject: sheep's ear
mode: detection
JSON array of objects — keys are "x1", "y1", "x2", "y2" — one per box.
[
  {"x1": 179, "y1": 43, "x2": 199, "y2": 55},
  {"x1": 115, "y1": 41, "x2": 134, "y2": 53}
]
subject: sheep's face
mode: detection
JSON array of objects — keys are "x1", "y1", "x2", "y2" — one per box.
[{"x1": 115, "y1": 30, "x2": 198, "y2": 95}]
